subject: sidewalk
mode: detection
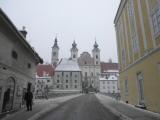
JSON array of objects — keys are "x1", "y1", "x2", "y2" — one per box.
[
  {"x1": 1, "y1": 94, "x2": 82, "y2": 120},
  {"x1": 96, "y1": 94, "x2": 160, "y2": 120}
]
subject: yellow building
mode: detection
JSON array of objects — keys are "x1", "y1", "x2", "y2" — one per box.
[{"x1": 114, "y1": 0, "x2": 160, "y2": 113}]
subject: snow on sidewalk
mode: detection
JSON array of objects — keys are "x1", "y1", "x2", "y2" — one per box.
[
  {"x1": 2, "y1": 94, "x2": 82, "y2": 120},
  {"x1": 96, "y1": 94, "x2": 160, "y2": 120}
]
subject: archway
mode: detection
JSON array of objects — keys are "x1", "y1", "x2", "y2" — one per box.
[{"x1": 2, "y1": 77, "x2": 15, "y2": 112}]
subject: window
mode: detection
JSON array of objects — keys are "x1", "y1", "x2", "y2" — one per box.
[
  {"x1": 137, "y1": 72, "x2": 145, "y2": 102},
  {"x1": 85, "y1": 72, "x2": 87, "y2": 77},
  {"x1": 47, "y1": 79, "x2": 50, "y2": 83},
  {"x1": 84, "y1": 61, "x2": 87, "y2": 64},
  {"x1": 27, "y1": 63, "x2": 31, "y2": 69},
  {"x1": 66, "y1": 85, "x2": 68, "y2": 88},
  {"x1": 66, "y1": 75, "x2": 68, "y2": 77},
  {"x1": 73, "y1": 54, "x2": 76, "y2": 58},
  {"x1": 75, "y1": 85, "x2": 77, "y2": 88},
  {"x1": 57, "y1": 80, "x2": 59, "y2": 83},
  {"x1": 113, "y1": 86, "x2": 115, "y2": 89},
  {"x1": 103, "y1": 86, "x2": 105, "y2": 89},
  {"x1": 107, "y1": 81, "x2": 110, "y2": 84},
  {"x1": 57, "y1": 85, "x2": 59, "y2": 88},
  {"x1": 125, "y1": 79, "x2": 129, "y2": 94},
  {"x1": 152, "y1": 5, "x2": 160, "y2": 36},
  {"x1": 75, "y1": 80, "x2": 77, "y2": 83},
  {"x1": 96, "y1": 55, "x2": 98, "y2": 59},
  {"x1": 91, "y1": 72, "x2": 93, "y2": 76},
  {"x1": 127, "y1": 0, "x2": 139, "y2": 53},
  {"x1": 12, "y1": 50, "x2": 18, "y2": 60},
  {"x1": 96, "y1": 61, "x2": 98, "y2": 65},
  {"x1": 75, "y1": 75, "x2": 77, "y2": 77},
  {"x1": 103, "y1": 81, "x2": 105, "y2": 84},
  {"x1": 112, "y1": 81, "x2": 115, "y2": 84},
  {"x1": 66, "y1": 80, "x2": 68, "y2": 83},
  {"x1": 57, "y1": 75, "x2": 59, "y2": 77},
  {"x1": 53, "y1": 52, "x2": 56, "y2": 56}
]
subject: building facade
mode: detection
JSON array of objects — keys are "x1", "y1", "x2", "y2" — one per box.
[
  {"x1": 78, "y1": 42, "x2": 101, "y2": 90},
  {"x1": 51, "y1": 40, "x2": 101, "y2": 91},
  {"x1": 99, "y1": 75, "x2": 118, "y2": 94},
  {"x1": 52, "y1": 58, "x2": 82, "y2": 94},
  {"x1": 115, "y1": 0, "x2": 160, "y2": 113},
  {"x1": 35, "y1": 64, "x2": 54, "y2": 98},
  {"x1": 0, "y1": 9, "x2": 42, "y2": 113}
]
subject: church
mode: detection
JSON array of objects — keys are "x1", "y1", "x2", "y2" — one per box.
[{"x1": 51, "y1": 37, "x2": 101, "y2": 93}]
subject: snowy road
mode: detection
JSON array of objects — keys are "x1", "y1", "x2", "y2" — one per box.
[{"x1": 38, "y1": 94, "x2": 121, "y2": 120}]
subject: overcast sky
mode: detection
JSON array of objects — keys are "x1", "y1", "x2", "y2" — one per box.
[{"x1": 0, "y1": 0, "x2": 120, "y2": 63}]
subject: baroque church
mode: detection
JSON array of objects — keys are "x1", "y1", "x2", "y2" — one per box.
[{"x1": 51, "y1": 37, "x2": 101, "y2": 93}]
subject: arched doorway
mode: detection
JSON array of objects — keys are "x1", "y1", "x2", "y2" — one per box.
[{"x1": 2, "y1": 77, "x2": 15, "y2": 112}]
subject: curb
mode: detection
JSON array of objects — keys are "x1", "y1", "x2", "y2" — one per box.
[
  {"x1": 28, "y1": 104, "x2": 58, "y2": 120},
  {"x1": 28, "y1": 94, "x2": 82, "y2": 120},
  {"x1": 95, "y1": 94, "x2": 132, "y2": 120}
]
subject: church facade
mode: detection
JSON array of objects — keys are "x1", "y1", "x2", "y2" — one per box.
[{"x1": 51, "y1": 38, "x2": 101, "y2": 92}]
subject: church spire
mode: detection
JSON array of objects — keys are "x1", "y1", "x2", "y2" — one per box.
[{"x1": 53, "y1": 37, "x2": 59, "y2": 49}]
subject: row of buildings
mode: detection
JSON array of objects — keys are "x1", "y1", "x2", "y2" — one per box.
[
  {"x1": 0, "y1": 9, "x2": 43, "y2": 113},
  {"x1": 115, "y1": 0, "x2": 160, "y2": 113},
  {"x1": 35, "y1": 38, "x2": 119, "y2": 97}
]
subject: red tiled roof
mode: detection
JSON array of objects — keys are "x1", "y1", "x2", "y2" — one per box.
[
  {"x1": 100, "y1": 62, "x2": 119, "y2": 73},
  {"x1": 36, "y1": 64, "x2": 55, "y2": 77}
]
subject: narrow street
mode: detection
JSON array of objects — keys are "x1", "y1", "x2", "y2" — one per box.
[{"x1": 38, "y1": 94, "x2": 120, "y2": 120}]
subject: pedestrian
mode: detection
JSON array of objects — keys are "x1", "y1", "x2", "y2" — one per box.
[{"x1": 24, "y1": 88, "x2": 33, "y2": 111}]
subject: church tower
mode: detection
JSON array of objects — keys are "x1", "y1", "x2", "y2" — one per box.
[
  {"x1": 70, "y1": 41, "x2": 78, "y2": 61},
  {"x1": 51, "y1": 37, "x2": 59, "y2": 66},
  {"x1": 92, "y1": 41, "x2": 100, "y2": 65}
]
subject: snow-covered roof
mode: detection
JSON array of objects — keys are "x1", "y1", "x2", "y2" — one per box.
[
  {"x1": 104, "y1": 70, "x2": 119, "y2": 73},
  {"x1": 55, "y1": 58, "x2": 81, "y2": 72},
  {"x1": 100, "y1": 75, "x2": 118, "y2": 81}
]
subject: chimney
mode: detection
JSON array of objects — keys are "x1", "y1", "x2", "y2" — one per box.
[{"x1": 19, "y1": 26, "x2": 27, "y2": 38}]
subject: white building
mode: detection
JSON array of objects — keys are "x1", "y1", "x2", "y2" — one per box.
[
  {"x1": 99, "y1": 74, "x2": 118, "y2": 94},
  {"x1": 52, "y1": 58, "x2": 82, "y2": 94},
  {"x1": 35, "y1": 64, "x2": 54, "y2": 98}
]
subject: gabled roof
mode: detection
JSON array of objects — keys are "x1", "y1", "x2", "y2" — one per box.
[
  {"x1": 36, "y1": 64, "x2": 55, "y2": 77},
  {"x1": 55, "y1": 58, "x2": 81, "y2": 72},
  {"x1": 101, "y1": 62, "x2": 119, "y2": 73},
  {"x1": 0, "y1": 8, "x2": 43, "y2": 64}
]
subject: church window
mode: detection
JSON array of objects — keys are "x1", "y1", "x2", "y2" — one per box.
[{"x1": 53, "y1": 52, "x2": 56, "y2": 56}]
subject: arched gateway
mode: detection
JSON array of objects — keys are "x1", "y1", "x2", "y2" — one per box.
[{"x1": 2, "y1": 77, "x2": 15, "y2": 112}]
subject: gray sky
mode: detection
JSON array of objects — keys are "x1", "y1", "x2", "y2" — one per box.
[{"x1": 0, "y1": 0, "x2": 120, "y2": 63}]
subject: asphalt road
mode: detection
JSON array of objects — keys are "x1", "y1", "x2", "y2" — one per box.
[{"x1": 39, "y1": 94, "x2": 121, "y2": 120}]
